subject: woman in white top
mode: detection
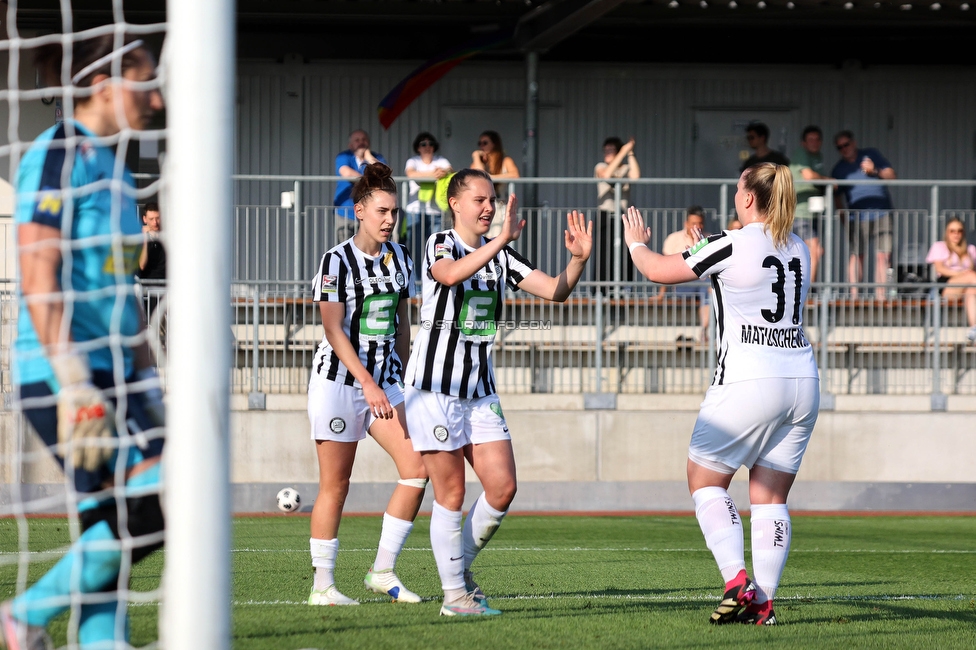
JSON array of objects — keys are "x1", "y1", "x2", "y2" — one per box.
[
  {"x1": 926, "y1": 216, "x2": 976, "y2": 342},
  {"x1": 624, "y1": 163, "x2": 819, "y2": 627},
  {"x1": 404, "y1": 131, "x2": 452, "y2": 268}
]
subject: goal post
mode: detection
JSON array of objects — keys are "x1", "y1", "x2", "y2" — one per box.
[{"x1": 163, "y1": 0, "x2": 235, "y2": 648}]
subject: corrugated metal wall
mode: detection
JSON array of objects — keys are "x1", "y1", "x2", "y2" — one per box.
[{"x1": 236, "y1": 59, "x2": 976, "y2": 211}]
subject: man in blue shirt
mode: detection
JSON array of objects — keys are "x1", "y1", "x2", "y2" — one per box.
[
  {"x1": 831, "y1": 130, "x2": 897, "y2": 299},
  {"x1": 334, "y1": 129, "x2": 387, "y2": 243}
]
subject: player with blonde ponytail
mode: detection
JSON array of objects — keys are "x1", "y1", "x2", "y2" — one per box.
[{"x1": 622, "y1": 162, "x2": 819, "y2": 626}]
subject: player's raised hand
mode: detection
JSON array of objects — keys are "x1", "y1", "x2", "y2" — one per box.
[
  {"x1": 50, "y1": 353, "x2": 115, "y2": 471},
  {"x1": 622, "y1": 206, "x2": 651, "y2": 250},
  {"x1": 564, "y1": 210, "x2": 593, "y2": 262},
  {"x1": 499, "y1": 193, "x2": 526, "y2": 244}
]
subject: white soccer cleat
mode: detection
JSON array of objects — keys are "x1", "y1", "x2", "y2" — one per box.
[
  {"x1": 439, "y1": 592, "x2": 501, "y2": 617},
  {"x1": 463, "y1": 569, "x2": 488, "y2": 606},
  {"x1": 363, "y1": 567, "x2": 422, "y2": 603},
  {"x1": 0, "y1": 601, "x2": 53, "y2": 650},
  {"x1": 307, "y1": 585, "x2": 359, "y2": 606}
]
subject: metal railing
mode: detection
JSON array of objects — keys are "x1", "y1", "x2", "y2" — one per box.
[
  {"x1": 3, "y1": 176, "x2": 975, "y2": 406},
  {"x1": 1, "y1": 279, "x2": 973, "y2": 404},
  {"x1": 160, "y1": 280, "x2": 976, "y2": 401},
  {"x1": 228, "y1": 175, "x2": 976, "y2": 295}
]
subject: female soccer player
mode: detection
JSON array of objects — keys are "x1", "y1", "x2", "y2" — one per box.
[
  {"x1": 7, "y1": 36, "x2": 166, "y2": 649},
  {"x1": 404, "y1": 169, "x2": 592, "y2": 616},
  {"x1": 623, "y1": 163, "x2": 819, "y2": 626},
  {"x1": 307, "y1": 163, "x2": 428, "y2": 606}
]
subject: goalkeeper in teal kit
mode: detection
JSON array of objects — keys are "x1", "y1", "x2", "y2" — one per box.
[{"x1": 4, "y1": 35, "x2": 166, "y2": 650}]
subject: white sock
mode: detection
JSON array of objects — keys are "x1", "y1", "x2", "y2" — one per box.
[
  {"x1": 692, "y1": 486, "x2": 746, "y2": 583},
  {"x1": 750, "y1": 503, "x2": 791, "y2": 604},
  {"x1": 310, "y1": 537, "x2": 339, "y2": 591},
  {"x1": 462, "y1": 493, "x2": 507, "y2": 571},
  {"x1": 373, "y1": 513, "x2": 414, "y2": 572},
  {"x1": 430, "y1": 501, "x2": 466, "y2": 599}
]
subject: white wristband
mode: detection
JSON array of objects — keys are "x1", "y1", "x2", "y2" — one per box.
[
  {"x1": 628, "y1": 242, "x2": 647, "y2": 254},
  {"x1": 50, "y1": 352, "x2": 92, "y2": 387}
]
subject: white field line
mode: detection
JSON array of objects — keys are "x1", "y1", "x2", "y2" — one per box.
[
  {"x1": 228, "y1": 547, "x2": 976, "y2": 554},
  {"x1": 231, "y1": 593, "x2": 975, "y2": 606},
  {"x1": 2, "y1": 546, "x2": 976, "y2": 563},
  {"x1": 113, "y1": 592, "x2": 974, "y2": 608}
]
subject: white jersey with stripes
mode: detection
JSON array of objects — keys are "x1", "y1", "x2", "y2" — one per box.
[
  {"x1": 311, "y1": 238, "x2": 414, "y2": 389},
  {"x1": 681, "y1": 222, "x2": 819, "y2": 386},
  {"x1": 404, "y1": 229, "x2": 536, "y2": 398}
]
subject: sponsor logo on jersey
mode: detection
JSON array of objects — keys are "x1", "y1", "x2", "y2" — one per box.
[
  {"x1": 101, "y1": 244, "x2": 142, "y2": 275},
  {"x1": 321, "y1": 275, "x2": 337, "y2": 294},
  {"x1": 383, "y1": 252, "x2": 394, "y2": 266},
  {"x1": 434, "y1": 243, "x2": 453, "y2": 259},
  {"x1": 329, "y1": 417, "x2": 346, "y2": 433},
  {"x1": 433, "y1": 424, "x2": 449, "y2": 442},
  {"x1": 79, "y1": 140, "x2": 96, "y2": 162},
  {"x1": 36, "y1": 191, "x2": 62, "y2": 217},
  {"x1": 356, "y1": 276, "x2": 394, "y2": 285},
  {"x1": 688, "y1": 238, "x2": 708, "y2": 256}
]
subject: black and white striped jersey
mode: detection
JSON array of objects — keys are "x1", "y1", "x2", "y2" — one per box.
[
  {"x1": 404, "y1": 230, "x2": 536, "y2": 398},
  {"x1": 682, "y1": 223, "x2": 819, "y2": 386},
  {"x1": 311, "y1": 238, "x2": 414, "y2": 388}
]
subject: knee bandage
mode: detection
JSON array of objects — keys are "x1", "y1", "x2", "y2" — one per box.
[{"x1": 397, "y1": 477, "x2": 429, "y2": 489}]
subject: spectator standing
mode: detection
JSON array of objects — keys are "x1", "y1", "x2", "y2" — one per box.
[
  {"x1": 740, "y1": 122, "x2": 789, "y2": 172},
  {"x1": 469, "y1": 130, "x2": 519, "y2": 238},
  {"x1": 926, "y1": 217, "x2": 976, "y2": 343},
  {"x1": 789, "y1": 126, "x2": 829, "y2": 284},
  {"x1": 404, "y1": 132, "x2": 452, "y2": 269},
  {"x1": 662, "y1": 206, "x2": 712, "y2": 342},
  {"x1": 831, "y1": 130, "x2": 896, "y2": 299},
  {"x1": 138, "y1": 202, "x2": 166, "y2": 280},
  {"x1": 335, "y1": 129, "x2": 387, "y2": 243},
  {"x1": 594, "y1": 137, "x2": 640, "y2": 289}
]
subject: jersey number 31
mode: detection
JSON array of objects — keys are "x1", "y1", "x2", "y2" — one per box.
[{"x1": 762, "y1": 256, "x2": 802, "y2": 325}]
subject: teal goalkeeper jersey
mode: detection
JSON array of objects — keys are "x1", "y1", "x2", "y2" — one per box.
[{"x1": 13, "y1": 121, "x2": 143, "y2": 388}]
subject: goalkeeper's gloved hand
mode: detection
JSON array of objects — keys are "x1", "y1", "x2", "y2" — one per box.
[{"x1": 50, "y1": 352, "x2": 115, "y2": 472}]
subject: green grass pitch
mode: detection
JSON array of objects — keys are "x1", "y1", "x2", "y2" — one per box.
[{"x1": 2, "y1": 514, "x2": 975, "y2": 648}]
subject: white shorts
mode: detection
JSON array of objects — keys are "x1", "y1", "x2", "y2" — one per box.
[
  {"x1": 404, "y1": 385, "x2": 510, "y2": 452},
  {"x1": 688, "y1": 377, "x2": 819, "y2": 475},
  {"x1": 307, "y1": 376, "x2": 404, "y2": 443}
]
